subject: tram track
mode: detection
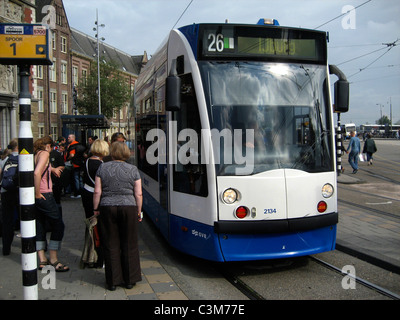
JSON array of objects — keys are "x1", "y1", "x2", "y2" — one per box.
[
  {"x1": 309, "y1": 256, "x2": 400, "y2": 300},
  {"x1": 339, "y1": 185, "x2": 400, "y2": 205},
  {"x1": 217, "y1": 255, "x2": 400, "y2": 300},
  {"x1": 338, "y1": 198, "x2": 400, "y2": 220},
  {"x1": 359, "y1": 167, "x2": 400, "y2": 185}
]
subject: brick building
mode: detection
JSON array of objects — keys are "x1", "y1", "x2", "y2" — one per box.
[{"x1": 1, "y1": 0, "x2": 146, "y2": 149}]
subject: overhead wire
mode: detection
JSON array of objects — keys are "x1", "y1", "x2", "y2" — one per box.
[
  {"x1": 347, "y1": 39, "x2": 399, "y2": 78},
  {"x1": 350, "y1": 74, "x2": 400, "y2": 84},
  {"x1": 314, "y1": 0, "x2": 373, "y2": 29},
  {"x1": 172, "y1": 0, "x2": 195, "y2": 29},
  {"x1": 336, "y1": 46, "x2": 389, "y2": 66}
]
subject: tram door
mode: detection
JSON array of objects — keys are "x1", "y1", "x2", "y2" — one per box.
[{"x1": 167, "y1": 73, "x2": 212, "y2": 254}]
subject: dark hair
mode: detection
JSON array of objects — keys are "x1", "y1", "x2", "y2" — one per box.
[
  {"x1": 34, "y1": 136, "x2": 54, "y2": 154},
  {"x1": 111, "y1": 132, "x2": 126, "y2": 143},
  {"x1": 7, "y1": 138, "x2": 18, "y2": 150}
]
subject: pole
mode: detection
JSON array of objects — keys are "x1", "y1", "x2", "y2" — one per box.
[
  {"x1": 390, "y1": 97, "x2": 392, "y2": 135},
  {"x1": 336, "y1": 113, "x2": 342, "y2": 176},
  {"x1": 96, "y1": 9, "x2": 101, "y2": 115},
  {"x1": 18, "y1": 64, "x2": 38, "y2": 300}
]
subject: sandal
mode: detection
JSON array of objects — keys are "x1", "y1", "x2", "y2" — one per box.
[
  {"x1": 39, "y1": 260, "x2": 49, "y2": 270},
  {"x1": 51, "y1": 260, "x2": 70, "y2": 272}
]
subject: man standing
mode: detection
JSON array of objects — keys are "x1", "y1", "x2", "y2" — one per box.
[
  {"x1": 66, "y1": 134, "x2": 85, "y2": 198},
  {"x1": 0, "y1": 139, "x2": 19, "y2": 255},
  {"x1": 346, "y1": 131, "x2": 361, "y2": 174}
]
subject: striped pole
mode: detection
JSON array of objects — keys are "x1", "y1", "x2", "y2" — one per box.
[
  {"x1": 18, "y1": 65, "x2": 38, "y2": 300},
  {"x1": 336, "y1": 114, "x2": 342, "y2": 177}
]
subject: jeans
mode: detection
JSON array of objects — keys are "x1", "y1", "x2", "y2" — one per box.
[
  {"x1": 35, "y1": 193, "x2": 64, "y2": 251},
  {"x1": 73, "y1": 167, "x2": 83, "y2": 196},
  {"x1": 348, "y1": 151, "x2": 359, "y2": 171}
]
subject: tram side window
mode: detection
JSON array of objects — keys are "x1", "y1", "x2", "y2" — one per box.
[
  {"x1": 137, "y1": 95, "x2": 159, "y2": 182},
  {"x1": 173, "y1": 73, "x2": 208, "y2": 197}
]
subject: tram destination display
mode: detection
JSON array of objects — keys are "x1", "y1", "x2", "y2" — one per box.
[{"x1": 200, "y1": 25, "x2": 326, "y2": 62}]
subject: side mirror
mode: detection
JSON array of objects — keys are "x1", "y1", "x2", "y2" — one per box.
[
  {"x1": 166, "y1": 58, "x2": 181, "y2": 111},
  {"x1": 334, "y1": 80, "x2": 349, "y2": 113},
  {"x1": 166, "y1": 75, "x2": 181, "y2": 111},
  {"x1": 329, "y1": 64, "x2": 349, "y2": 113}
]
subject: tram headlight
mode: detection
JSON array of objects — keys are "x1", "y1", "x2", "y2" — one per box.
[
  {"x1": 322, "y1": 183, "x2": 334, "y2": 198},
  {"x1": 222, "y1": 188, "x2": 239, "y2": 204}
]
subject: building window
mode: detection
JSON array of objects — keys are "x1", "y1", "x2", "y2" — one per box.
[
  {"x1": 51, "y1": 31, "x2": 56, "y2": 51},
  {"x1": 72, "y1": 66, "x2": 78, "y2": 86},
  {"x1": 82, "y1": 69, "x2": 88, "y2": 85},
  {"x1": 156, "y1": 86, "x2": 165, "y2": 112},
  {"x1": 36, "y1": 65, "x2": 43, "y2": 79},
  {"x1": 61, "y1": 36, "x2": 67, "y2": 53},
  {"x1": 38, "y1": 125, "x2": 45, "y2": 138},
  {"x1": 56, "y1": 5, "x2": 63, "y2": 26},
  {"x1": 50, "y1": 125, "x2": 57, "y2": 141},
  {"x1": 61, "y1": 61, "x2": 67, "y2": 84},
  {"x1": 37, "y1": 87, "x2": 44, "y2": 112},
  {"x1": 145, "y1": 97, "x2": 152, "y2": 113},
  {"x1": 61, "y1": 92, "x2": 68, "y2": 114},
  {"x1": 50, "y1": 90, "x2": 57, "y2": 113},
  {"x1": 49, "y1": 59, "x2": 56, "y2": 82}
]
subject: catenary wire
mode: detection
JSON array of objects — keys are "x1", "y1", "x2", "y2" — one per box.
[
  {"x1": 172, "y1": 0, "x2": 195, "y2": 29},
  {"x1": 314, "y1": 0, "x2": 372, "y2": 29}
]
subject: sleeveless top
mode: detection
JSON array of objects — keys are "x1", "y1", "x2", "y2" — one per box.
[{"x1": 37, "y1": 151, "x2": 52, "y2": 194}]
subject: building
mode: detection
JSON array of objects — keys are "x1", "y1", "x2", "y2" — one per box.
[
  {"x1": 70, "y1": 27, "x2": 147, "y2": 142},
  {"x1": 34, "y1": 0, "x2": 71, "y2": 140},
  {"x1": 1, "y1": 0, "x2": 146, "y2": 150}
]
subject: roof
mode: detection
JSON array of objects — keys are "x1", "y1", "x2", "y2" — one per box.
[{"x1": 70, "y1": 28, "x2": 146, "y2": 76}]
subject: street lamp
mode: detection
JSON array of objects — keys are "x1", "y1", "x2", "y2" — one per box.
[
  {"x1": 94, "y1": 9, "x2": 105, "y2": 115},
  {"x1": 376, "y1": 103, "x2": 384, "y2": 121}
]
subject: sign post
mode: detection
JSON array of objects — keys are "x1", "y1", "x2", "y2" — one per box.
[{"x1": 0, "y1": 23, "x2": 52, "y2": 300}]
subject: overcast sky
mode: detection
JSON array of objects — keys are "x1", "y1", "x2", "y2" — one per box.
[{"x1": 63, "y1": 0, "x2": 400, "y2": 126}]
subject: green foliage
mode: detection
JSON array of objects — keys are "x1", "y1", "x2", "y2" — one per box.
[
  {"x1": 376, "y1": 115, "x2": 391, "y2": 125},
  {"x1": 76, "y1": 59, "x2": 131, "y2": 118}
]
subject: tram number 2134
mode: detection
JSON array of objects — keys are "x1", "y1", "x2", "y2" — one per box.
[{"x1": 264, "y1": 208, "x2": 277, "y2": 214}]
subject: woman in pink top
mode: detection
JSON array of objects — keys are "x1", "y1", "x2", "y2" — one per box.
[{"x1": 34, "y1": 136, "x2": 69, "y2": 272}]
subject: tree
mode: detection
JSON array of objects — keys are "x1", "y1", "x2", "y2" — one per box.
[
  {"x1": 76, "y1": 59, "x2": 131, "y2": 119},
  {"x1": 376, "y1": 115, "x2": 391, "y2": 126}
]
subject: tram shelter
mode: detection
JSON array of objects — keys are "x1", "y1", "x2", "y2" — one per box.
[{"x1": 61, "y1": 114, "x2": 109, "y2": 144}]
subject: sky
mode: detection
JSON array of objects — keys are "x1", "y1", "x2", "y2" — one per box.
[{"x1": 62, "y1": 0, "x2": 400, "y2": 126}]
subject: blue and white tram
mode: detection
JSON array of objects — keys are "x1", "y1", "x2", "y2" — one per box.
[{"x1": 134, "y1": 19, "x2": 349, "y2": 262}]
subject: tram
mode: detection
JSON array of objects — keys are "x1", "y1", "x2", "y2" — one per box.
[{"x1": 134, "y1": 19, "x2": 349, "y2": 262}]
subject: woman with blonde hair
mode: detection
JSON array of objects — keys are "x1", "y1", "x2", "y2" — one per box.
[
  {"x1": 93, "y1": 141, "x2": 142, "y2": 290},
  {"x1": 81, "y1": 139, "x2": 109, "y2": 268},
  {"x1": 34, "y1": 136, "x2": 69, "y2": 272}
]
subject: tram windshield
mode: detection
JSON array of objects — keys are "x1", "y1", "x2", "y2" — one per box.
[{"x1": 199, "y1": 61, "x2": 333, "y2": 175}]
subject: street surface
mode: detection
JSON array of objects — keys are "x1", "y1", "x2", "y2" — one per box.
[{"x1": 339, "y1": 139, "x2": 400, "y2": 216}]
